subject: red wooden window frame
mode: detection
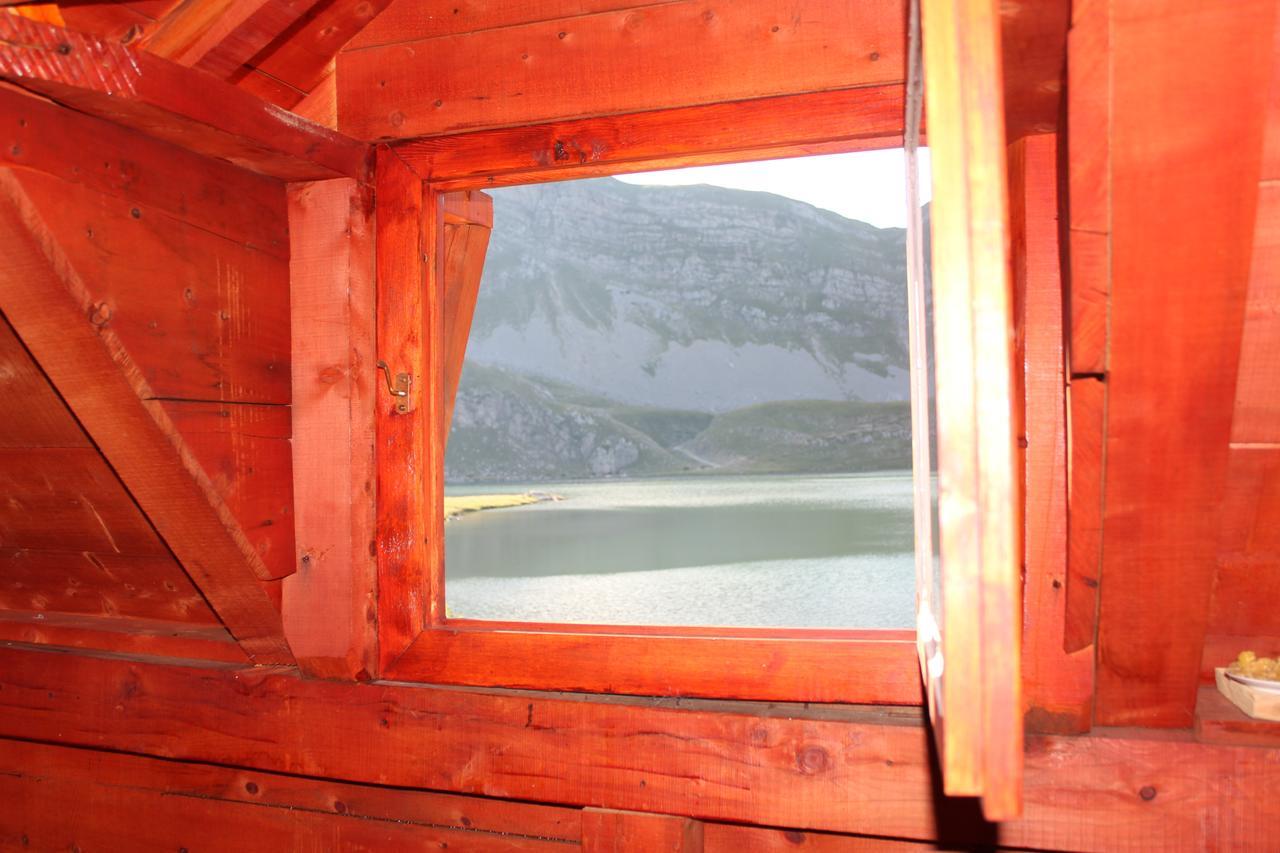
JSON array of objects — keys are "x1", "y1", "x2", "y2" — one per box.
[{"x1": 372, "y1": 86, "x2": 925, "y2": 704}]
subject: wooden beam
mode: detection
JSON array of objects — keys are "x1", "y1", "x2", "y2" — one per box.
[
  {"x1": 0, "y1": 15, "x2": 368, "y2": 181},
  {"x1": 393, "y1": 86, "x2": 905, "y2": 189},
  {"x1": 1094, "y1": 0, "x2": 1275, "y2": 728},
  {"x1": 137, "y1": 0, "x2": 325, "y2": 80},
  {"x1": 0, "y1": 611, "x2": 249, "y2": 663},
  {"x1": 336, "y1": 0, "x2": 905, "y2": 140},
  {"x1": 440, "y1": 189, "x2": 492, "y2": 443},
  {"x1": 1010, "y1": 133, "x2": 1094, "y2": 734},
  {"x1": 283, "y1": 178, "x2": 378, "y2": 679},
  {"x1": 374, "y1": 147, "x2": 441, "y2": 668},
  {"x1": 1, "y1": 645, "x2": 1279, "y2": 849},
  {"x1": 0, "y1": 169, "x2": 292, "y2": 664}
]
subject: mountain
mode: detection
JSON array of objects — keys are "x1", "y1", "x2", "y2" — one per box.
[{"x1": 445, "y1": 177, "x2": 918, "y2": 484}]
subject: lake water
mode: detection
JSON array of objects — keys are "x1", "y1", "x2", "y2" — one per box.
[{"x1": 445, "y1": 473, "x2": 917, "y2": 629}]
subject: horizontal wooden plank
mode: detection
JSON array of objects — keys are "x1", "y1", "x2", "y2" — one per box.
[
  {"x1": 0, "y1": 15, "x2": 369, "y2": 181},
  {"x1": 17, "y1": 168, "x2": 291, "y2": 405},
  {"x1": 394, "y1": 86, "x2": 904, "y2": 187},
  {"x1": 583, "y1": 808, "x2": 702, "y2": 853},
  {"x1": 1194, "y1": 684, "x2": 1280, "y2": 749},
  {"x1": 159, "y1": 401, "x2": 296, "y2": 581},
  {"x1": 0, "y1": 547, "x2": 218, "y2": 624},
  {"x1": 388, "y1": 628, "x2": 923, "y2": 705},
  {"x1": 1, "y1": 645, "x2": 1280, "y2": 848},
  {"x1": 0, "y1": 310, "x2": 88, "y2": 448},
  {"x1": 0, "y1": 611, "x2": 249, "y2": 663},
  {"x1": 338, "y1": 0, "x2": 904, "y2": 140},
  {"x1": 0, "y1": 447, "x2": 167, "y2": 556},
  {"x1": 0, "y1": 737, "x2": 581, "y2": 846}
]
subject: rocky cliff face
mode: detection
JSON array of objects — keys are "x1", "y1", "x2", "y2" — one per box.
[{"x1": 446, "y1": 177, "x2": 920, "y2": 484}]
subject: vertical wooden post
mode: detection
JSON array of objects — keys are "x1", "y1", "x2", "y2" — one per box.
[{"x1": 284, "y1": 178, "x2": 378, "y2": 679}]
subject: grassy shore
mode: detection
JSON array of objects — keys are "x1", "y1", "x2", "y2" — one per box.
[{"x1": 443, "y1": 493, "x2": 553, "y2": 521}]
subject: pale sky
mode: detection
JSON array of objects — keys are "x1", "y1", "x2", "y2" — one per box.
[{"x1": 616, "y1": 148, "x2": 931, "y2": 230}]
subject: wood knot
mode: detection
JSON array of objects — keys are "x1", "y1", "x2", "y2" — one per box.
[
  {"x1": 783, "y1": 830, "x2": 806, "y2": 845},
  {"x1": 796, "y1": 744, "x2": 830, "y2": 775},
  {"x1": 88, "y1": 302, "x2": 112, "y2": 328},
  {"x1": 244, "y1": 781, "x2": 259, "y2": 795},
  {"x1": 55, "y1": 42, "x2": 72, "y2": 55},
  {"x1": 1139, "y1": 785, "x2": 1157, "y2": 801}
]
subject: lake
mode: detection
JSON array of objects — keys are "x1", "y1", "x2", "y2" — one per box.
[{"x1": 445, "y1": 472, "x2": 917, "y2": 629}]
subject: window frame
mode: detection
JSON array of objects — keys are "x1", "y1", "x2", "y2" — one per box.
[{"x1": 374, "y1": 87, "x2": 926, "y2": 704}]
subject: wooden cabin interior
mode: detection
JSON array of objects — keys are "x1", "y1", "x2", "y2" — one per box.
[{"x1": 0, "y1": 0, "x2": 1276, "y2": 848}]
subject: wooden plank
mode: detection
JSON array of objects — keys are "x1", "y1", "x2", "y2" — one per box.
[
  {"x1": 0, "y1": 611, "x2": 248, "y2": 662},
  {"x1": 1094, "y1": 0, "x2": 1275, "y2": 728},
  {"x1": 998, "y1": 0, "x2": 1068, "y2": 142},
  {"x1": 1232, "y1": 182, "x2": 1280, "y2": 443},
  {"x1": 57, "y1": 4, "x2": 156, "y2": 42},
  {"x1": 1194, "y1": 685, "x2": 1280, "y2": 749},
  {"x1": 283, "y1": 178, "x2": 378, "y2": 680},
  {"x1": 0, "y1": 447, "x2": 167, "y2": 555},
  {"x1": 1064, "y1": 376, "x2": 1105, "y2": 654},
  {"x1": 14, "y1": 168, "x2": 291, "y2": 405},
  {"x1": 347, "y1": 0, "x2": 670, "y2": 50},
  {"x1": 0, "y1": 86, "x2": 289, "y2": 257},
  {"x1": 160, "y1": 401, "x2": 296, "y2": 581},
  {"x1": 921, "y1": 0, "x2": 1021, "y2": 817},
  {"x1": 375, "y1": 147, "x2": 437, "y2": 668},
  {"x1": 387, "y1": 629, "x2": 922, "y2": 705},
  {"x1": 0, "y1": 169, "x2": 291, "y2": 663},
  {"x1": 0, "y1": 738, "x2": 581, "y2": 846},
  {"x1": 393, "y1": 86, "x2": 904, "y2": 188},
  {"x1": 0, "y1": 311, "x2": 88, "y2": 448},
  {"x1": 0, "y1": 16, "x2": 369, "y2": 181},
  {"x1": 703, "y1": 826, "x2": 950, "y2": 852},
  {"x1": 137, "y1": 0, "x2": 325, "y2": 80},
  {"x1": 583, "y1": 809, "x2": 703, "y2": 853},
  {"x1": 233, "y1": 0, "x2": 395, "y2": 107},
  {"x1": 337, "y1": 0, "x2": 905, "y2": 140},
  {"x1": 3, "y1": 646, "x2": 1280, "y2": 848},
  {"x1": 0, "y1": 739, "x2": 557, "y2": 851},
  {"x1": 1011, "y1": 133, "x2": 1094, "y2": 734},
  {"x1": 0, "y1": 547, "x2": 218, "y2": 624},
  {"x1": 441, "y1": 189, "x2": 492, "y2": 441}
]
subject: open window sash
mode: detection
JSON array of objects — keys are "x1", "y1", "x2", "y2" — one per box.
[{"x1": 908, "y1": 0, "x2": 1023, "y2": 821}]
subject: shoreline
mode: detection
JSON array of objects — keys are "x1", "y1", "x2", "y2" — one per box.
[{"x1": 443, "y1": 492, "x2": 560, "y2": 522}]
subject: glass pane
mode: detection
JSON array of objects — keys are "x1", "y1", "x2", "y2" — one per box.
[{"x1": 443, "y1": 152, "x2": 928, "y2": 629}]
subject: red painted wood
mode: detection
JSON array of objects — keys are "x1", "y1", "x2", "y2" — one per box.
[
  {"x1": 583, "y1": 809, "x2": 703, "y2": 853},
  {"x1": 0, "y1": 15, "x2": 369, "y2": 181},
  {"x1": 0, "y1": 611, "x2": 249, "y2": 663},
  {"x1": 283, "y1": 177, "x2": 378, "y2": 679}
]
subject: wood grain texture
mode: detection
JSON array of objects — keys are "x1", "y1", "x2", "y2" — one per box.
[
  {"x1": 0, "y1": 168, "x2": 291, "y2": 662},
  {"x1": 0, "y1": 15, "x2": 368, "y2": 181},
  {"x1": 441, "y1": 189, "x2": 491, "y2": 441},
  {"x1": 337, "y1": 0, "x2": 904, "y2": 140},
  {"x1": 393, "y1": 86, "x2": 905, "y2": 188},
  {"x1": 0, "y1": 311, "x2": 88, "y2": 448},
  {"x1": 0, "y1": 447, "x2": 167, "y2": 555},
  {"x1": 0, "y1": 611, "x2": 248, "y2": 662},
  {"x1": 2, "y1": 646, "x2": 1280, "y2": 849},
  {"x1": 137, "y1": 0, "x2": 324, "y2": 80},
  {"x1": 0, "y1": 86, "x2": 289, "y2": 256},
  {"x1": 921, "y1": 0, "x2": 1021, "y2": 817},
  {"x1": 1064, "y1": 376, "x2": 1105, "y2": 654},
  {"x1": 387, "y1": 629, "x2": 922, "y2": 705},
  {"x1": 998, "y1": 0, "x2": 1068, "y2": 142},
  {"x1": 0, "y1": 548, "x2": 217, "y2": 623},
  {"x1": 1194, "y1": 684, "x2": 1280, "y2": 748},
  {"x1": 0, "y1": 738, "x2": 580, "y2": 849},
  {"x1": 159, "y1": 401, "x2": 295, "y2": 580},
  {"x1": 1232, "y1": 182, "x2": 1280, "y2": 444},
  {"x1": 374, "y1": 147, "x2": 437, "y2": 668},
  {"x1": 16, "y1": 168, "x2": 291, "y2": 405},
  {"x1": 1094, "y1": 0, "x2": 1276, "y2": 728},
  {"x1": 1010, "y1": 133, "x2": 1094, "y2": 734},
  {"x1": 583, "y1": 809, "x2": 703, "y2": 853},
  {"x1": 233, "y1": 0, "x2": 394, "y2": 108},
  {"x1": 283, "y1": 177, "x2": 378, "y2": 679}
]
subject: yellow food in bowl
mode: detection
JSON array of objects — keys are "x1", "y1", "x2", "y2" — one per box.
[{"x1": 1230, "y1": 650, "x2": 1280, "y2": 682}]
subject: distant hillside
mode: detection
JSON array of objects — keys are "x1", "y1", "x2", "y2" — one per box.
[{"x1": 446, "y1": 177, "x2": 921, "y2": 483}]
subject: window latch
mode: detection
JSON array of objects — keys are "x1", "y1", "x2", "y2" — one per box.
[{"x1": 376, "y1": 360, "x2": 412, "y2": 413}]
